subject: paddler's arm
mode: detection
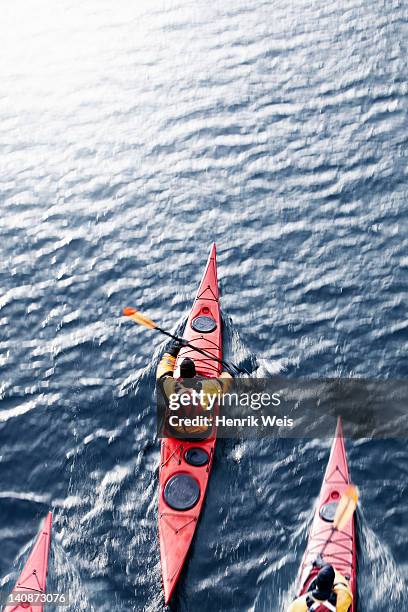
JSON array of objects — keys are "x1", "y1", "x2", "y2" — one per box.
[
  {"x1": 286, "y1": 598, "x2": 306, "y2": 612},
  {"x1": 219, "y1": 370, "x2": 233, "y2": 392},
  {"x1": 201, "y1": 370, "x2": 233, "y2": 405},
  {"x1": 156, "y1": 340, "x2": 182, "y2": 380},
  {"x1": 333, "y1": 570, "x2": 353, "y2": 612},
  {"x1": 156, "y1": 352, "x2": 177, "y2": 379},
  {"x1": 156, "y1": 340, "x2": 183, "y2": 399}
]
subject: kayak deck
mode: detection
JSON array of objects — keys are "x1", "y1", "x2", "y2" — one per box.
[
  {"x1": 4, "y1": 512, "x2": 52, "y2": 612},
  {"x1": 297, "y1": 419, "x2": 356, "y2": 610},
  {"x1": 158, "y1": 243, "x2": 222, "y2": 604}
]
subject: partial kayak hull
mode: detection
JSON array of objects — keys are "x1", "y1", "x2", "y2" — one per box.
[
  {"x1": 297, "y1": 418, "x2": 357, "y2": 610},
  {"x1": 158, "y1": 243, "x2": 222, "y2": 604},
  {"x1": 4, "y1": 512, "x2": 52, "y2": 612}
]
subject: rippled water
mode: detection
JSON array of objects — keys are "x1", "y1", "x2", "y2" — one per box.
[{"x1": 1, "y1": 1, "x2": 407, "y2": 610}]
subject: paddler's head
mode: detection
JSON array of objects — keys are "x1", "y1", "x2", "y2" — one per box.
[
  {"x1": 179, "y1": 357, "x2": 196, "y2": 379},
  {"x1": 313, "y1": 565, "x2": 335, "y2": 600}
]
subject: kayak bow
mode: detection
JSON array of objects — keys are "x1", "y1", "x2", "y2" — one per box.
[
  {"x1": 158, "y1": 243, "x2": 222, "y2": 604},
  {"x1": 297, "y1": 418, "x2": 357, "y2": 610},
  {"x1": 4, "y1": 512, "x2": 52, "y2": 612}
]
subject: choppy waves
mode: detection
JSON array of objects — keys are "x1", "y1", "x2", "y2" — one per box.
[{"x1": 1, "y1": 0, "x2": 407, "y2": 609}]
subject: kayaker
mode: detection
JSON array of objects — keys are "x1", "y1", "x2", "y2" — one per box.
[
  {"x1": 157, "y1": 339, "x2": 233, "y2": 436},
  {"x1": 288, "y1": 564, "x2": 353, "y2": 612}
]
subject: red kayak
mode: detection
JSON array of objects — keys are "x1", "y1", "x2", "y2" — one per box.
[
  {"x1": 4, "y1": 512, "x2": 52, "y2": 612},
  {"x1": 297, "y1": 418, "x2": 357, "y2": 610},
  {"x1": 158, "y1": 243, "x2": 222, "y2": 604}
]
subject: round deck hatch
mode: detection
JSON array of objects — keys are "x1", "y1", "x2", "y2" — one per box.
[
  {"x1": 319, "y1": 501, "x2": 339, "y2": 522},
  {"x1": 184, "y1": 448, "x2": 210, "y2": 467},
  {"x1": 164, "y1": 474, "x2": 200, "y2": 511},
  {"x1": 191, "y1": 315, "x2": 217, "y2": 333}
]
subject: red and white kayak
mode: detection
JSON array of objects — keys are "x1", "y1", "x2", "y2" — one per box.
[
  {"x1": 158, "y1": 243, "x2": 222, "y2": 604},
  {"x1": 4, "y1": 512, "x2": 52, "y2": 612},
  {"x1": 297, "y1": 418, "x2": 357, "y2": 610}
]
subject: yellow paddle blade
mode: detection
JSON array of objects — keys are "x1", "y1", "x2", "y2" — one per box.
[
  {"x1": 122, "y1": 307, "x2": 157, "y2": 330},
  {"x1": 333, "y1": 484, "x2": 359, "y2": 531}
]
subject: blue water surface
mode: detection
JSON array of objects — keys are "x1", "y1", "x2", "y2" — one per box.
[{"x1": 0, "y1": 1, "x2": 407, "y2": 610}]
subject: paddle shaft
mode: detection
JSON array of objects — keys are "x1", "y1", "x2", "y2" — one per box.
[
  {"x1": 319, "y1": 485, "x2": 357, "y2": 560},
  {"x1": 155, "y1": 326, "x2": 249, "y2": 375}
]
